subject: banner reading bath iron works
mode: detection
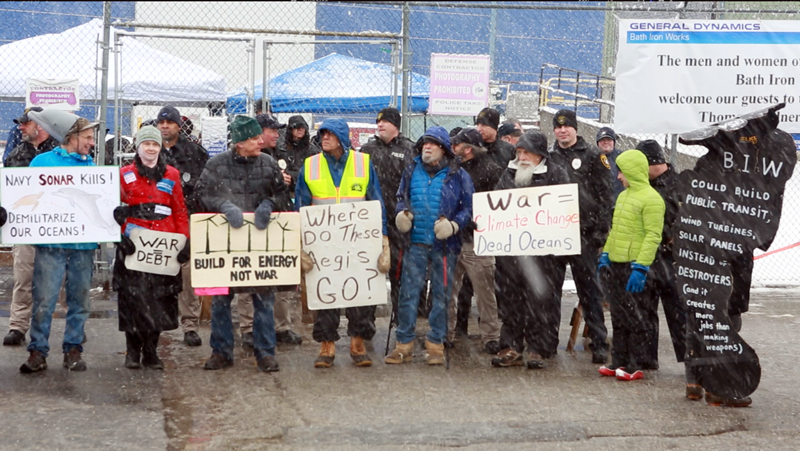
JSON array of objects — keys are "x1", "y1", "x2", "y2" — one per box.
[
  {"x1": 0, "y1": 166, "x2": 120, "y2": 245},
  {"x1": 189, "y1": 212, "x2": 301, "y2": 288}
]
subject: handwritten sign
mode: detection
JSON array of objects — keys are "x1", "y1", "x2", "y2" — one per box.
[
  {"x1": 473, "y1": 184, "x2": 581, "y2": 256},
  {"x1": 124, "y1": 228, "x2": 186, "y2": 276},
  {"x1": 190, "y1": 212, "x2": 301, "y2": 288},
  {"x1": 300, "y1": 201, "x2": 386, "y2": 310},
  {"x1": 1, "y1": 166, "x2": 120, "y2": 244}
]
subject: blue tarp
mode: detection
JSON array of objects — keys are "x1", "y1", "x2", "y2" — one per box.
[{"x1": 226, "y1": 53, "x2": 430, "y2": 115}]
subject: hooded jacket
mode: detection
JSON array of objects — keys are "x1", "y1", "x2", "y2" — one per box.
[
  {"x1": 273, "y1": 116, "x2": 320, "y2": 192},
  {"x1": 603, "y1": 150, "x2": 665, "y2": 267}
]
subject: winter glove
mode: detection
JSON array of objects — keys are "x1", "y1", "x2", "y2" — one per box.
[
  {"x1": 119, "y1": 234, "x2": 136, "y2": 256},
  {"x1": 254, "y1": 200, "x2": 274, "y2": 230},
  {"x1": 626, "y1": 262, "x2": 649, "y2": 293},
  {"x1": 301, "y1": 251, "x2": 314, "y2": 273},
  {"x1": 0, "y1": 206, "x2": 6, "y2": 227},
  {"x1": 220, "y1": 200, "x2": 244, "y2": 229},
  {"x1": 395, "y1": 211, "x2": 414, "y2": 233},
  {"x1": 377, "y1": 235, "x2": 391, "y2": 273},
  {"x1": 433, "y1": 217, "x2": 459, "y2": 240},
  {"x1": 597, "y1": 252, "x2": 610, "y2": 277},
  {"x1": 177, "y1": 241, "x2": 190, "y2": 264},
  {"x1": 113, "y1": 206, "x2": 130, "y2": 226}
]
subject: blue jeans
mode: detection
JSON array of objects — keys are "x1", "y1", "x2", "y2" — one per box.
[
  {"x1": 28, "y1": 247, "x2": 94, "y2": 357},
  {"x1": 211, "y1": 292, "x2": 275, "y2": 360},
  {"x1": 396, "y1": 245, "x2": 456, "y2": 345}
]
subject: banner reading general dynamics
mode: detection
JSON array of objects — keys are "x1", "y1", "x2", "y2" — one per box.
[{"x1": 616, "y1": 20, "x2": 800, "y2": 134}]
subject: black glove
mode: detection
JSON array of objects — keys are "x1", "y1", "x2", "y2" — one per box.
[
  {"x1": 119, "y1": 234, "x2": 136, "y2": 256},
  {"x1": 0, "y1": 206, "x2": 6, "y2": 227},
  {"x1": 254, "y1": 200, "x2": 274, "y2": 230},
  {"x1": 113, "y1": 206, "x2": 130, "y2": 226},
  {"x1": 177, "y1": 242, "x2": 190, "y2": 263},
  {"x1": 220, "y1": 201, "x2": 244, "y2": 228}
]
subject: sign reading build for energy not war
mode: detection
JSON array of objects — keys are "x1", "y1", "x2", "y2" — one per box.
[
  {"x1": 1, "y1": 166, "x2": 120, "y2": 244},
  {"x1": 473, "y1": 184, "x2": 581, "y2": 256},
  {"x1": 300, "y1": 201, "x2": 386, "y2": 310},
  {"x1": 190, "y1": 212, "x2": 301, "y2": 288}
]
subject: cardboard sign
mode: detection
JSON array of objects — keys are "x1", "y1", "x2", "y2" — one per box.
[
  {"x1": 1, "y1": 166, "x2": 121, "y2": 244},
  {"x1": 300, "y1": 201, "x2": 386, "y2": 310},
  {"x1": 190, "y1": 212, "x2": 301, "y2": 288},
  {"x1": 473, "y1": 184, "x2": 581, "y2": 256},
  {"x1": 26, "y1": 78, "x2": 80, "y2": 110},
  {"x1": 124, "y1": 228, "x2": 186, "y2": 276}
]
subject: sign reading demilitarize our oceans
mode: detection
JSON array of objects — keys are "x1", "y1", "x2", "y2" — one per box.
[
  {"x1": 473, "y1": 184, "x2": 581, "y2": 257},
  {"x1": 300, "y1": 201, "x2": 387, "y2": 310},
  {"x1": 428, "y1": 53, "x2": 490, "y2": 116},
  {"x1": 1, "y1": 166, "x2": 120, "y2": 244},
  {"x1": 616, "y1": 20, "x2": 800, "y2": 133},
  {"x1": 190, "y1": 212, "x2": 301, "y2": 288}
]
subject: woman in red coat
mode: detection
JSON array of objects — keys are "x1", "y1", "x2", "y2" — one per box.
[{"x1": 112, "y1": 125, "x2": 190, "y2": 369}]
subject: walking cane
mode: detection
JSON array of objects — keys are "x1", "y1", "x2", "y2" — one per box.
[{"x1": 443, "y1": 253, "x2": 450, "y2": 370}]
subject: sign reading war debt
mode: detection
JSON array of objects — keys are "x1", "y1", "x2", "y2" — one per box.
[
  {"x1": 1, "y1": 166, "x2": 120, "y2": 244},
  {"x1": 125, "y1": 228, "x2": 186, "y2": 276},
  {"x1": 190, "y1": 212, "x2": 301, "y2": 288},
  {"x1": 473, "y1": 184, "x2": 581, "y2": 257},
  {"x1": 300, "y1": 201, "x2": 387, "y2": 310}
]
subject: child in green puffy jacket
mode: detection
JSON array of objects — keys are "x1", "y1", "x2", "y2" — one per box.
[{"x1": 597, "y1": 149, "x2": 665, "y2": 381}]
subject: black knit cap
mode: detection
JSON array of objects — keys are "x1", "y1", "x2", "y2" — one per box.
[
  {"x1": 157, "y1": 106, "x2": 182, "y2": 125},
  {"x1": 552, "y1": 109, "x2": 578, "y2": 130},
  {"x1": 376, "y1": 107, "x2": 402, "y2": 129},
  {"x1": 497, "y1": 123, "x2": 522, "y2": 139},
  {"x1": 635, "y1": 139, "x2": 666, "y2": 165},
  {"x1": 596, "y1": 126, "x2": 617, "y2": 143},
  {"x1": 475, "y1": 107, "x2": 500, "y2": 130}
]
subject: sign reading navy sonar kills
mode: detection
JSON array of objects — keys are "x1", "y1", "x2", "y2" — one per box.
[{"x1": 675, "y1": 103, "x2": 796, "y2": 399}]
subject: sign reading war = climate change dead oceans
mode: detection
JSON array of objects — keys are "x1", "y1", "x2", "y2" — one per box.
[
  {"x1": 0, "y1": 166, "x2": 120, "y2": 245},
  {"x1": 473, "y1": 183, "x2": 581, "y2": 257}
]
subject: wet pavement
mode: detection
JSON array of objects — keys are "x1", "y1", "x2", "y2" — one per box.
[{"x1": 0, "y1": 286, "x2": 799, "y2": 450}]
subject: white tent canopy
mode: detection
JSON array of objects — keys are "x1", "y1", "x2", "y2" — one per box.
[{"x1": 0, "y1": 19, "x2": 226, "y2": 103}]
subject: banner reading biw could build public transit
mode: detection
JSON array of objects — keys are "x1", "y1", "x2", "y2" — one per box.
[{"x1": 616, "y1": 20, "x2": 800, "y2": 134}]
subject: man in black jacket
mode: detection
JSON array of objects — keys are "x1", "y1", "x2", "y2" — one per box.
[
  {"x1": 275, "y1": 115, "x2": 320, "y2": 193},
  {"x1": 157, "y1": 105, "x2": 210, "y2": 347},
  {"x1": 548, "y1": 109, "x2": 614, "y2": 364},
  {"x1": 360, "y1": 107, "x2": 414, "y2": 322},
  {"x1": 2, "y1": 107, "x2": 59, "y2": 346},
  {"x1": 475, "y1": 107, "x2": 515, "y2": 169}
]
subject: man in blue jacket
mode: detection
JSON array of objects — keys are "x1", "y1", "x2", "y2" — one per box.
[
  {"x1": 19, "y1": 109, "x2": 99, "y2": 374},
  {"x1": 385, "y1": 126, "x2": 474, "y2": 366}
]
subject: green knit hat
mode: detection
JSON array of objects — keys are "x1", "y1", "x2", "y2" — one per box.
[{"x1": 230, "y1": 115, "x2": 262, "y2": 145}]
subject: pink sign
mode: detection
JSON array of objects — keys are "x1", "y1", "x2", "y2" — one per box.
[
  {"x1": 29, "y1": 91, "x2": 78, "y2": 106},
  {"x1": 26, "y1": 78, "x2": 80, "y2": 111},
  {"x1": 428, "y1": 54, "x2": 490, "y2": 116}
]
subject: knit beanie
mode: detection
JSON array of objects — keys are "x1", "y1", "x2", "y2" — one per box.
[
  {"x1": 376, "y1": 107, "x2": 402, "y2": 129},
  {"x1": 136, "y1": 125, "x2": 163, "y2": 148},
  {"x1": 230, "y1": 115, "x2": 262, "y2": 145},
  {"x1": 552, "y1": 109, "x2": 578, "y2": 130}
]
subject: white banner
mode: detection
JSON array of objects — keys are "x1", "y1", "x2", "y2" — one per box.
[
  {"x1": 190, "y1": 212, "x2": 301, "y2": 288},
  {"x1": 473, "y1": 184, "x2": 581, "y2": 256},
  {"x1": 201, "y1": 116, "x2": 228, "y2": 157},
  {"x1": 26, "y1": 78, "x2": 80, "y2": 111},
  {"x1": 1, "y1": 166, "x2": 120, "y2": 244},
  {"x1": 300, "y1": 201, "x2": 386, "y2": 310},
  {"x1": 124, "y1": 228, "x2": 186, "y2": 276},
  {"x1": 616, "y1": 20, "x2": 800, "y2": 133}
]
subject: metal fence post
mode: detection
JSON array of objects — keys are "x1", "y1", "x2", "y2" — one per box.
[
  {"x1": 401, "y1": 2, "x2": 411, "y2": 137},
  {"x1": 98, "y1": 1, "x2": 112, "y2": 164}
]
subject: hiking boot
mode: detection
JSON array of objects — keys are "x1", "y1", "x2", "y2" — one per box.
[
  {"x1": 125, "y1": 352, "x2": 141, "y2": 369},
  {"x1": 491, "y1": 348, "x2": 523, "y2": 367},
  {"x1": 425, "y1": 340, "x2": 445, "y2": 365},
  {"x1": 705, "y1": 392, "x2": 752, "y2": 407},
  {"x1": 3, "y1": 330, "x2": 25, "y2": 346},
  {"x1": 483, "y1": 340, "x2": 501, "y2": 355},
  {"x1": 349, "y1": 336, "x2": 372, "y2": 367},
  {"x1": 20, "y1": 350, "x2": 47, "y2": 373},
  {"x1": 599, "y1": 365, "x2": 621, "y2": 377},
  {"x1": 385, "y1": 341, "x2": 413, "y2": 364},
  {"x1": 184, "y1": 331, "x2": 202, "y2": 347},
  {"x1": 276, "y1": 330, "x2": 303, "y2": 345},
  {"x1": 686, "y1": 384, "x2": 704, "y2": 400},
  {"x1": 204, "y1": 353, "x2": 233, "y2": 370},
  {"x1": 314, "y1": 341, "x2": 336, "y2": 368},
  {"x1": 526, "y1": 352, "x2": 545, "y2": 370},
  {"x1": 63, "y1": 348, "x2": 87, "y2": 372},
  {"x1": 591, "y1": 348, "x2": 608, "y2": 364},
  {"x1": 241, "y1": 332, "x2": 254, "y2": 349},
  {"x1": 615, "y1": 367, "x2": 643, "y2": 381},
  {"x1": 257, "y1": 355, "x2": 280, "y2": 373}
]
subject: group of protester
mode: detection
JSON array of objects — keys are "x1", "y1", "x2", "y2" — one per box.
[{"x1": 0, "y1": 102, "x2": 751, "y2": 407}]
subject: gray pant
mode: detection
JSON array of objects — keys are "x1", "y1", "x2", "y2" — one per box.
[
  {"x1": 178, "y1": 260, "x2": 201, "y2": 333},
  {"x1": 9, "y1": 245, "x2": 35, "y2": 334},
  {"x1": 238, "y1": 291, "x2": 294, "y2": 334},
  {"x1": 447, "y1": 242, "x2": 501, "y2": 345}
]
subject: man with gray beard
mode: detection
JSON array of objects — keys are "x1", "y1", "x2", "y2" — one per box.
[{"x1": 491, "y1": 132, "x2": 569, "y2": 369}]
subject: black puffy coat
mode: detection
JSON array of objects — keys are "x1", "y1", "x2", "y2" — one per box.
[
  {"x1": 459, "y1": 150, "x2": 502, "y2": 243},
  {"x1": 162, "y1": 134, "x2": 209, "y2": 215},
  {"x1": 485, "y1": 138, "x2": 515, "y2": 169},
  {"x1": 5, "y1": 136, "x2": 59, "y2": 168},
  {"x1": 649, "y1": 164, "x2": 679, "y2": 254}
]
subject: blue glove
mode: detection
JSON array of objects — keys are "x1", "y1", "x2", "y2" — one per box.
[
  {"x1": 597, "y1": 252, "x2": 610, "y2": 277},
  {"x1": 254, "y1": 200, "x2": 274, "y2": 230},
  {"x1": 626, "y1": 262, "x2": 649, "y2": 293},
  {"x1": 220, "y1": 201, "x2": 244, "y2": 229}
]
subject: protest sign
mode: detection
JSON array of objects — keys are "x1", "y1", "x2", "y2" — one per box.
[
  {"x1": 616, "y1": 19, "x2": 800, "y2": 133},
  {"x1": 1, "y1": 166, "x2": 120, "y2": 244},
  {"x1": 300, "y1": 200, "x2": 386, "y2": 310},
  {"x1": 190, "y1": 212, "x2": 301, "y2": 288},
  {"x1": 26, "y1": 78, "x2": 80, "y2": 110},
  {"x1": 428, "y1": 53, "x2": 490, "y2": 116},
  {"x1": 200, "y1": 116, "x2": 228, "y2": 157},
  {"x1": 124, "y1": 228, "x2": 186, "y2": 276},
  {"x1": 473, "y1": 184, "x2": 581, "y2": 257}
]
